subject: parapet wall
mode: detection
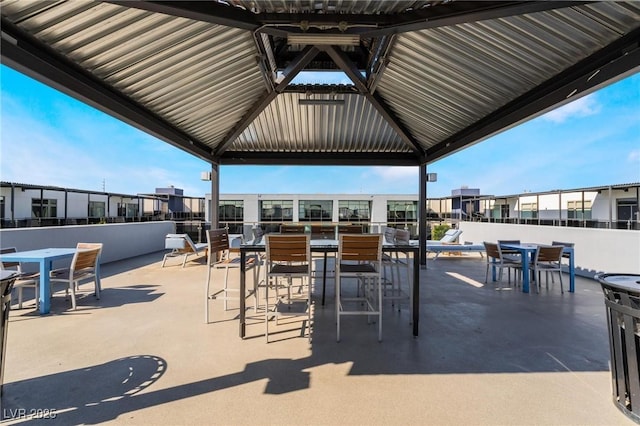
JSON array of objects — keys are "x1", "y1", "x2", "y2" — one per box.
[{"x1": 0, "y1": 221, "x2": 176, "y2": 266}]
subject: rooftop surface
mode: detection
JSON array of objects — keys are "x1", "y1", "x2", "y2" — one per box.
[{"x1": 2, "y1": 251, "x2": 633, "y2": 425}]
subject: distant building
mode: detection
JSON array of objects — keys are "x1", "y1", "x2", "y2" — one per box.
[
  {"x1": 0, "y1": 182, "x2": 204, "y2": 227},
  {"x1": 1, "y1": 181, "x2": 637, "y2": 234}
]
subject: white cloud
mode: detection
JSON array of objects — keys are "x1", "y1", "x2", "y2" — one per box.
[
  {"x1": 629, "y1": 150, "x2": 640, "y2": 163},
  {"x1": 542, "y1": 94, "x2": 600, "y2": 123},
  {"x1": 371, "y1": 166, "x2": 418, "y2": 181}
]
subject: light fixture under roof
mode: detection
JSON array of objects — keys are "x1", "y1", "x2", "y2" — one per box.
[
  {"x1": 299, "y1": 98, "x2": 345, "y2": 106},
  {"x1": 287, "y1": 33, "x2": 360, "y2": 46}
]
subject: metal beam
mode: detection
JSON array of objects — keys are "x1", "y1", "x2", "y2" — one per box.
[
  {"x1": 214, "y1": 46, "x2": 320, "y2": 156},
  {"x1": 253, "y1": 2, "x2": 582, "y2": 30},
  {"x1": 219, "y1": 151, "x2": 420, "y2": 166},
  {"x1": 321, "y1": 45, "x2": 424, "y2": 159},
  {"x1": 106, "y1": 1, "x2": 285, "y2": 37},
  {"x1": 367, "y1": 35, "x2": 395, "y2": 94},
  {"x1": 360, "y1": 1, "x2": 587, "y2": 37},
  {"x1": 426, "y1": 27, "x2": 640, "y2": 163},
  {"x1": 0, "y1": 20, "x2": 214, "y2": 162}
]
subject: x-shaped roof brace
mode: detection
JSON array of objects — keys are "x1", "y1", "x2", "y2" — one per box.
[{"x1": 214, "y1": 42, "x2": 425, "y2": 160}]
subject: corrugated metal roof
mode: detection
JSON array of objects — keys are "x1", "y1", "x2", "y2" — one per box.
[
  {"x1": 1, "y1": 0, "x2": 266, "y2": 152},
  {"x1": 235, "y1": 91, "x2": 407, "y2": 152},
  {"x1": 376, "y1": 2, "x2": 640, "y2": 151},
  {"x1": 1, "y1": 1, "x2": 638, "y2": 166}
]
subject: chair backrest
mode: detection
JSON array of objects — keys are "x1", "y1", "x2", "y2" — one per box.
[
  {"x1": 395, "y1": 229, "x2": 410, "y2": 244},
  {"x1": 312, "y1": 225, "x2": 335, "y2": 239},
  {"x1": 0, "y1": 247, "x2": 20, "y2": 271},
  {"x1": 551, "y1": 240, "x2": 574, "y2": 258},
  {"x1": 71, "y1": 247, "x2": 101, "y2": 274},
  {"x1": 535, "y1": 245, "x2": 564, "y2": 263},
  {"x1": 206, "y1": 229, "x2": 230, "y2": 255},
  {"x1": 551, "y1": 241, "x2": 574, "y2": 248},
  {"x1": 280, "y1": 225, "x2": 306, "y2": 234},
  {"x1": 339, "y1": 234, "x2": 382, "y2": 263},
  {"x1": 338, "y1": 225, "x2": 363, "y2": 234},
  {"x1": 383, "y1": 227, "x2": 397, "y2": 244},
  {"x1": 483, "y1": 242, "x2": 500, "y2": 260},
  {"x1": 266, "y1": 234, "x2": 310, "y2": 263},
  {"x1": 440, "y1": 229, "x2": 462, "y2": 243},
  {"x1": 252, "y1": 226, "x2": 264, "y2": 239}
]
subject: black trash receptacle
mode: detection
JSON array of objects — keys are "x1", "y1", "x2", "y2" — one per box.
[
  {"x1": 1, "y1": 271, "x2": 17, "y2": 397},
  {"x1": 596, "y1": 273, "x2": 640, "y2": 424}
]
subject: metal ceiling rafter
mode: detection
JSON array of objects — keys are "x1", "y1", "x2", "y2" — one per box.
[
  {"x1": 106, "y1": 1, "x2": 287, "y2": 37},
  {"x1": 214, "y1": 45, "x2": 320, "y2": 157},
  {"x1": 250, "y1": 2, "x2": 581, "y2": 30},
  {"x1": 218, "y1": 151, "x2": 420, "y2": 166},
  {"x1": 359, "y1": 1, "x2": 589, "y2": 37},
  {"x1": 426, "y1": 27, "x2": 640, "y2": 163},
  {"x1": 0, "y1": 19, "x2": 214, "y2": 162},
  {"x1": 367, "y1": 35, "x2": 395, "y2": 94},
  {"x1": 321, "y1": 45, "x2": 424, "y2": 159}
]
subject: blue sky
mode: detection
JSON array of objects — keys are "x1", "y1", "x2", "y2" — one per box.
[{"x1": 1, "y1": 65, "x2": 638, "y2": 198}]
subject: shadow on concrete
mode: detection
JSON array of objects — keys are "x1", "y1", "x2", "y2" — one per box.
[{"x1": 0, "y1": 258, "x2": 614, "y2": 424}]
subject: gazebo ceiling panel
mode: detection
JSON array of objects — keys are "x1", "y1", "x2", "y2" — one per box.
[
  {"x1": 0, "y1": 1, "x2": 266, "y2": 154},
  {"x1": 233, "y1": 91, "x2": 407, "y2": 153},
  {"x1": 376, "y1": 2, "x2": 640, "y2": 153},
  {"x1": 1, "y1": 1, "x2": 638, "y2": 166}
]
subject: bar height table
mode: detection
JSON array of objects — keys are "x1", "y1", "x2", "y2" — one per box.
[{"x1": 239, "y1": 239, "x2": 420, "y2": 338}]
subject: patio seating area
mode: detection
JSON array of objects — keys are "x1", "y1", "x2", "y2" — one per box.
[{"x1": 1, "y1": 250, "x2": 631, "y2": 425}]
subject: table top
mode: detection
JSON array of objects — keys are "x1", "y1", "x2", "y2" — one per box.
[
  {"x1": 501, "y1": 243, "x2": 574, "y2": 252},
  {"x1": 240, "y1": 238, "x2": 418, "y2": 251},
  {"x1": 596, "y1": 273, "x2": 640, "y2": 293},
  {"x1": 0, "y1": 248, "x2": 77, "y2": 261}
]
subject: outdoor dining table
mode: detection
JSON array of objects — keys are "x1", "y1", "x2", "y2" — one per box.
[
  {"x1": 499, "y1": 243, "x2": 575, "y2": 294},
  {"x1": 0, "y1": 248, "x2": 77, "y2": 314},
  {"x1": 239, "y1": 238, "x2": 420, "y2": 338}
]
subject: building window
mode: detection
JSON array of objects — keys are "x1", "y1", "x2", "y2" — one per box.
[
  {"x1": 299, "y1": 200, "x2": 332, "y2": 222},
  {"x1": 520, "y1": 202, "x2": 538, "y2": 219},
  {"x1": 338, "y1": 200, "x2": 371, "y2": 222},
  {"x1": 616, "y1": 199, "x2": 637, "y2": 222},
  {"x1": 567, "y1": 200, "x2": 591, "y2": 219},
  {"x1": 0, "y1": 196, "x2": 4, "y2": 220},
  {"x1": 31, "y1": 198, "x2": 57, "y2": 218},
  {"x1": 89, "y1": 201, "x2": 106, "y2": 218},
  {"x1": 387, "y1": 201, "x2": 417, "y2": 223},
  {"x1": 219, "y1": 200, "x2": 244, "y2": 222},
  {"x1": 118, "y1": 203, "x2": 139, "y2": 217},
  {"x1": 260, "y1": 200, "x2": 293, "y2": 222}
]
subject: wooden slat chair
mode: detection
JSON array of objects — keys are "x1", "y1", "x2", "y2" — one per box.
[
  {"x1": 531, "y1": 245, "x2": 565, "y2": 293},
  {"x1": 264, "y1": 234, "x2": 311, "y2": 342},
  {"x1": 551, "y1": 240, "x2": 574, "y2": 264},
  {"x1": 205, "y1": 229, "x2": 260, "y2": 323},
  {"x1": 337, "y1": 224, "x2": 363, "y2": 234},
  {"x1": 497, "y1": 240, "x2": 522, "y2": 262},
  {"x1": 50, "y1": 245, "x2": 102, "y2": 310},
  {"x1": 162, "y1": 233, "x2": 207, "y2": 268},
  {"x1": 279, "y1": 225, "x2": 307, "y2": 234},
  {"x1": 0, "y1": 247, "x2": 40, "y2": 309},
  {"x1": 483, "y1": 242, "x2": 522, "y2": 288},
  {"x1": 388, "y1": 228, "x2": 413, "y2": 315},
  {"x1": 336, "y1": 234, "x2": 383, "y2": 342}
]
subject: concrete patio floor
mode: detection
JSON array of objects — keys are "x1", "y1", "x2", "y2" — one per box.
[{"x1": 1, "y1": 251, "x2": 633, "y2": 425}]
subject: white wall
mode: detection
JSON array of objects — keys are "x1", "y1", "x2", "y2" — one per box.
[
  {"x1": 459, "y1": 222, "x2": 640, "y2": 275},
  {"x1": 0, "y1": 221, "x2": 175, "y2": 268}
]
